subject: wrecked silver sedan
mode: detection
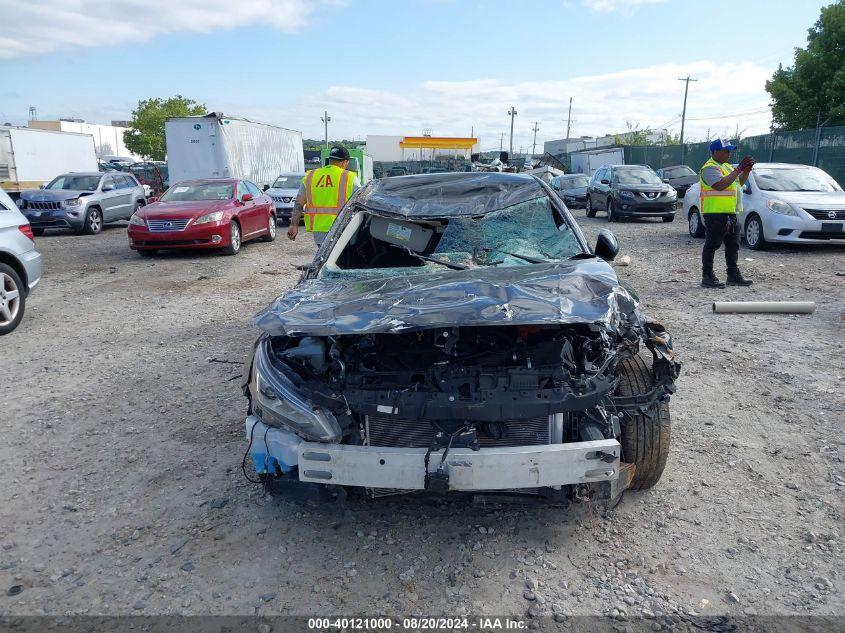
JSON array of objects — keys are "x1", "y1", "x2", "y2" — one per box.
[{"x1": 244, "y1": 173, "x2": 680, "y2": 504}]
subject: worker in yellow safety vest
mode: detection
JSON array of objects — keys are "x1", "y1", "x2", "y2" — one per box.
[
  {"x1": 288, "y1": 145, "x2": 359, "y2": 246},
  {"x1": 698, "y1": 138, "x2": 755, "y2": 288}
]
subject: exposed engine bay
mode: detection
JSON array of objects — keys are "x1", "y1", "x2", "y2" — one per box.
[{"x1": 254, "y1": 321, "x2": 677, "y2": 457}]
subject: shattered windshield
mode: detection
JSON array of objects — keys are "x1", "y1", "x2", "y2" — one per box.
[{"x1": 325, "y1": 196, "x2": 585, "y2": 278}]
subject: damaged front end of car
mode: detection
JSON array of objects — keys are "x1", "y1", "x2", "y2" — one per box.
[{"x1": 242, "y1": 262, "x2": 680, "y2": 504}]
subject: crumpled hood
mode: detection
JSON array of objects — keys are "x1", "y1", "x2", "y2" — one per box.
[
  {"x1": 22, "y1": 189, "x2": 92, "y2": 202},
  {"x1": 254, "y1": 259, "x2": 642, "y2": 336}
]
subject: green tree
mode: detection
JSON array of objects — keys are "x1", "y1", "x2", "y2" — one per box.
[
  {"x1": 123, "y1": 96, "x2": 206, "y2": 160},
  {"x1": 766, "y1": 1, "x2": 845, "y2": 129}
]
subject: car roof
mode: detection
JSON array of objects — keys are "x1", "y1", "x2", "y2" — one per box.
[
  {"x1": 172, "y1": 178, "x2": 239, "y2": 184},
  {"x1": 356, "y1": 172, "x2": 546, "y2": 218},
  {"x1": 59, "y1": 172, "x2": 103, "y2": 177}
]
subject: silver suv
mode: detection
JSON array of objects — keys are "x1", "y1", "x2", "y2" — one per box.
[
  {"x1": 17, "y1": 172, "x2": 147, "y2": 235},
  {"x1": 0, "y1": 187, "x2": 42, "y2": 335}
]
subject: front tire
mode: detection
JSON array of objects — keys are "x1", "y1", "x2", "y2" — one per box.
[
  {"x1": 662, "y1": 215, "x2": 674, "y2": 223},
  {"x1": 0, "y1": 263, "x2": 25, "y2": 336},
  {"x1": 262, "y1": 212, "x2": 277, "y2": 242},
  {"x1": 744, "y1": 214, "x2": 767, "y2": 250},
  {"x1": 606, "y1": 198, "x2": 616, "y2": 222},
  {"x1": 688, "y1": 207, "x2": 705, "y2": 238},
  {"x1": 616, "y1": 353, "x2": 671, "y2": 491},
  {"x1": 222, "y1": 221, "x2": 241, "y2": 256},
  {"x1": 585, "y1": 197, "x2": 597, "y2": 218},
  {"x1": 81, "y1": 207, "x2": 102, "y2": 235}
]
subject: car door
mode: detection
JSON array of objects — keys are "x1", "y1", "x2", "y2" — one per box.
[
  {"x1": 99, "y1": 176, "x2": 122, "y2": 221},
  {"x1": 591, "y1": 168, "x2": 607, "y2": 210},
  {"x1": 235, "y1": 181, "x2": 258, "y2": 236},
  {"x1": 245, "y1": 181, "x2": 267, "y2": 235}
]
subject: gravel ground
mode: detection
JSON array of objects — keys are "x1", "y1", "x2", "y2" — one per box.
[{"x1": 1, "y1": 215, "x2": 843, "y2": 626}]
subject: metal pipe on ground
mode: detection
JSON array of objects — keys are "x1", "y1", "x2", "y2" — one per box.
[{"x1": 712, "y1": 301, "x2": 816, "y2": 314}]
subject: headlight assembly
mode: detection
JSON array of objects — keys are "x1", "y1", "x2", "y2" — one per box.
[
  {"x1": 62, "y1": 198, "x2": 82, "y2": 208},
  {"x1": 193, "y1": 211, "x2": 224, "y2": 225},
  {"x1": 129, "y1": 213, "x2": 146, "y2": 226},
  {"x1": 619, "y1": 190, "x2": 635, "y2": 199},
  {"x1": 766, "y1": 199, "x2": 794, "y2": 215},
  {"x1": 249, "y1": 338, "x2": 342, "y2": 442}
]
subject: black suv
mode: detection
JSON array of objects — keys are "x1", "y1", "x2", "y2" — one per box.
[{"x1": 586, "y1": 165, "x2": 678, "y2": 222}]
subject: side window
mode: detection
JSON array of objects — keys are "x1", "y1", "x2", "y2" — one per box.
[
  {"x1": 102, "y1": 176, "x2": 113, "y2": 190},
  {"x1": 246, "y1": 181, "x2": 262, "y2": 197},
  {"x1": 125, "y1": 175, "x2": 139, "y2": 188},
  {"x1": 117, "y1": 176, "x2": 130, "y2": 189},
  {"x1": 238, "y1": 181, "x2": 249, "y2": 199}
]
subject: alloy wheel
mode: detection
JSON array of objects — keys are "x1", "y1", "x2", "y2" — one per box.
[
  {"x1": 746, "y1": 218, "x2": 760, "y2": 247},
  {"x1": 0, "y1": 272, "x2": 21, "y2": 327},
  {"x1": 89, "y1": 209, "x2": 102, "y2": 233},
  {"x1": 231, "y1": 223, "x2": 241, "y2": 252},
  {"x1": 268, "y1": 215, "x2": 277, "y2": 239}
]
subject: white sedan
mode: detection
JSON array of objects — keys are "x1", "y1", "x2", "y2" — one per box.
[{"x1": 682, "y1": 163, "x2": 845, "y2": 249}]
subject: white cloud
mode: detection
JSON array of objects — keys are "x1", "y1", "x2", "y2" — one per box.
[
  {"x1": 582, "y1": 0, "x2": 666, "y2": 12},
  {"x1": 0, "y1": 0, "x2": 336, "y2": 59},
  {"x1": 238, "y1": 60, "x2": 773, "y2": 150}
]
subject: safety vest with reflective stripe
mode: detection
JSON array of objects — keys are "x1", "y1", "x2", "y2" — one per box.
[
  {"x1": 699, "y1": 158, "x2": 741, "y2": 214},
  {"x1": 302, "y1": 165, "x2": 355, "y2": 232}
]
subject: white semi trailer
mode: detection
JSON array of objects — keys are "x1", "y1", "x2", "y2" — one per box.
[
  {"x1": 165, "y1": 113, "x2": 304, "y2": 188},
  {"x1": 0, "y1": 126, "x2": 98, "y2": 198}
]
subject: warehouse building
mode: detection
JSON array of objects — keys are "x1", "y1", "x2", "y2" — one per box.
[{"x1": 28, "y1": 119, "x2": 141, "y2": 161}]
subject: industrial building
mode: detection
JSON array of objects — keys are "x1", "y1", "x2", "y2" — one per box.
[
  {"x1": 366, "y1": 134, "x2": 480, "y2": 162},
  {"x1": 27, "y1": 119, "x2": 141, "y2": 161}
]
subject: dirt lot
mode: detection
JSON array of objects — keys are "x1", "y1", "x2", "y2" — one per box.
[{"x1": 1, "y1": 215, "x2": 843, "y2": 626}]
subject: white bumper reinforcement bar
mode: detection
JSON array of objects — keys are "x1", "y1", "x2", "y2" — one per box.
[{"x1": 296, "y1": 439, "x2": 620, "y2": 491}]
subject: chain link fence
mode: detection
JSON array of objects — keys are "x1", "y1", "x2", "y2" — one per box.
[{"x1": 621, "y1": 125, "x2": 845, "y2": 185}]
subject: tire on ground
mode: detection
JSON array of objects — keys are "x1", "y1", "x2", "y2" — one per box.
[{"x1": 615, "y1": 352, "x2": 670, "y2": 490}]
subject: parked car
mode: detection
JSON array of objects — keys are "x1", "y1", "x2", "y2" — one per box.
[
  {"x1": 0, "y1": 187, "x2": 42, "y2": 335},
  {"x1": 127, "y1": 179, "x2": 276, "y2": 257},
  {"x1": 683, "y1": 163, "x2": 845, "y2": 249},
  {"x1": 585, "y1": 165, "x2": 678, "y2": 222},
  {"x1": 17, "y1": 172, "x2": 146, "y2": 235},
  {"x1": 243, "y1": 172, "x2": 680, "y2": 504},
  {"x1": 551, "y1": 174, "x2": 590, "y2": 208},
  {"x1": 656, "y1": 165, "x2": 698, "y2": 199},
  {"x1": 387, "y1": 166, "x2": 409, "y2": 177},
  {"x1": 266, "y1": 173, "x2": 305, "y2": 223}
]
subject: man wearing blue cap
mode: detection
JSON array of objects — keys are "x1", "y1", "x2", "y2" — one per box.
[{"x1": 698, "y1": 139, "x2": 754, "y2": 288}]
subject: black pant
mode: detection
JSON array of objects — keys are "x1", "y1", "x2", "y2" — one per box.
[{"x1": 702, "y1": 213, "x2": 740, "y2": 276}]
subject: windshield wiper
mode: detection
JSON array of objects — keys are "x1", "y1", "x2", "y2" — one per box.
[
  {"x1": 477, "y1": 247, "x2": 550, "y2": 264},
  {"x1": 388, "y1": 244, "x2": 468, "y2": 270}
]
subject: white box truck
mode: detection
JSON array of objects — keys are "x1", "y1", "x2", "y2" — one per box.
[
  {"x1": 570, "y1": 147, "x2": 624, "y2": 175},
  {"x1": 0, "y1": 126, "x2": 98, "y2": 198},
  {"x1": 165, "y1": 113, "x2": 304, "y2": 188}
]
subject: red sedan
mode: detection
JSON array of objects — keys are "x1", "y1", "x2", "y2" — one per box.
[{"x1": 127, "y1": 179, "x2": 276, "y2": 256}]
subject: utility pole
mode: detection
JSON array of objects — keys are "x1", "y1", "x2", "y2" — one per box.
[
  {"x1": 499, "y1": 132, "x2": 504, "y2": 151},
  {"x1": 531, "y1": 121, "x2": 540, "y2": 156},
  {"x1": 321, "y1": 111, "x2": 331, "y2": 150},
  {"x1": 565, "y1": 97, "x2": 572, "y2": 139},
  {"x1": 677, "y1": 76, "x2": 697, "y2": 162},
  {"x1": 508, "y1": 106, "x2": 517, "y2": 157}
]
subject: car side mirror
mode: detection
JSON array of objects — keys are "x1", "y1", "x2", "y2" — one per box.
[
  {"x1": 102, "y1": 183, "x2": 114, "y2": 191},
  {"x1": 743, "y1": 183, "x2": 752, "y2": 195},
  {"x1": 148, "y1": 196, "x2": 158, "y2": 203},
  {"x1": 662, "y1": 178, "x2": 670, "y2": 183},
  {"x1": 263, "y1": 184, "x2": 270, "y2": 191},
  {"x1": 600, "y1": 179, "x2": 610, "y2": 185},
  {"x1": 39, "y1": 184, "x2": 46, "y2": 189},
  {"x1": 241, "y1": 193, "x2": 254, "y2": 202},
  {"x1": 594, "y1": 229, "x2": 619, "y2": 261}
]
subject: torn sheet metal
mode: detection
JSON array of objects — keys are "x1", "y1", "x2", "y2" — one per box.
[
  {"x1": 254, "y1": 259, "x2": 642, "y2": 337},
  {"x1": 354, "y1": 172, "x2": 546, "y2": 218}
]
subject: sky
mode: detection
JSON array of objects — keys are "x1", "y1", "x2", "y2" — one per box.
[{"x1": 0, "y1": 0, "x2": 831, "y2": 152}]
